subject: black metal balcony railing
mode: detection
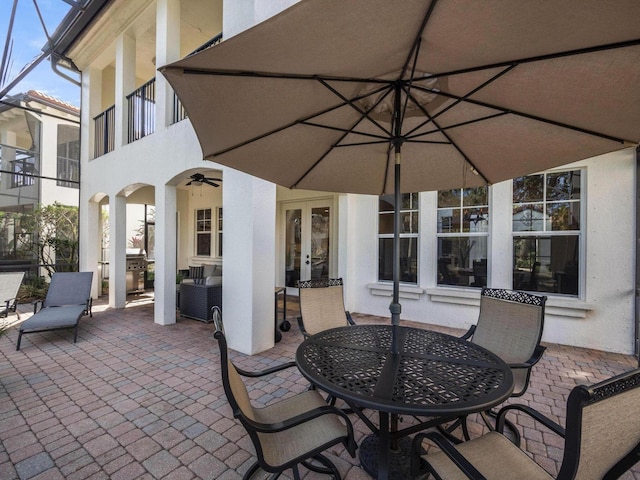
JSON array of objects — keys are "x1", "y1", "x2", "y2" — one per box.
[
  {"x1": 172, "y1": 93, "x2": 188, "y2": 124},
  {"x1": 127, "y1": 78, "x2": 156, "y2": 143},
  {"x1": 11, "y1": 157, "x2": 36, "y2": 187},
  {"x1": 93, "y1": 105, "x2": 115, "y2": 158}
]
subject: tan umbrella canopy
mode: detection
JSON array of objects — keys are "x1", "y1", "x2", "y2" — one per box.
[
  {"x1": 160, "y1": 0, "x2": 640, "y2": 348},
  {"x1": 161, "y1": 0, "x2": 640, "y2": 194}
]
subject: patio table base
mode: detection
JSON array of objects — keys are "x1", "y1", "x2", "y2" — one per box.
[{"x1": 359, "y1": 434, "x2": 412, "y2": 480}]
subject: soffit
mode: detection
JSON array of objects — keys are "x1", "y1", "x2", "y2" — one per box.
[{"x1": 66, "y1": 0, "x2": 155, "y2": 70}]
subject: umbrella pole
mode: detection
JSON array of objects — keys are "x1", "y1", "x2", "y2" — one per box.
[
  {"x1": 391, "y1": 150, "x2": 401, "y2": 355},
  {"x1": 391, "y1": 81, "x2": 403, "y2": 355}
]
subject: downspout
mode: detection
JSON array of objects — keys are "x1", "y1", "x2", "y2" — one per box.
[{"x1": 636, "y1": 145, "x2": 640, "y2": 366}]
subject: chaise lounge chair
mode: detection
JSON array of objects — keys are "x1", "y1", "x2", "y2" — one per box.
[
  {"x1": 0, "y1": 272, "x2": 25, "y2": 320},
  {"x1": 16, "y1": 272, "x2": 93, "y2": 351}
]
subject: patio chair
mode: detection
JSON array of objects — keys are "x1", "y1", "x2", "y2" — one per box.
[
  {"x1": 0, "y1": 272, "x2": 24, "y2": 320},
  {"x1": 297, "y1": 278, "x2": 355, "y2": 338},
  {"x1": 16, "y1": 272, "x2": 93, "y2": 351},
  {"x1": 444, "y1": 287, "x2": 547, "y2": 441},
  {"x1": 212, "y1": 312, "x2": 357, "y2": 479},
  {"x1": 412, "y1": 367, "x2": 640, "y2": 480}
]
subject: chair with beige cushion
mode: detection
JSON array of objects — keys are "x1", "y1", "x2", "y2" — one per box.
[
  {"x1": 412, "y1": 368, "x2": 640, "y2": 480},
  {"x1": 297, "y1": 278, "x2": 354, "y2": 338},
  {"x1": 213, "y1": 312, "x2": 357, "y2": 479},
  {"x1": 443, "y1": 287, "x2": 546, "y2": 441}
]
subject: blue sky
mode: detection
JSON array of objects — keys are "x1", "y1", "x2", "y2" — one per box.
[{"x1": 1, "y1": 0, "x2": 80, "y2": 106}]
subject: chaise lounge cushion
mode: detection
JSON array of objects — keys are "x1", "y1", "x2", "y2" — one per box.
[
  {"x1": 20, "y1": 305, "x2": 87, "y2": 333},
  {"x1": 16, "y1": 272, "x2": 93, "y2": 350}
]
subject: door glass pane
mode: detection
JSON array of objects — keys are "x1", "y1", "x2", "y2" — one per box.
[
  {"x1": 311, "y1": 207, "x2": 330, "y2": 280},
  {"x1": 285, "y1": 209, "x2": 301, "y2": 287}
]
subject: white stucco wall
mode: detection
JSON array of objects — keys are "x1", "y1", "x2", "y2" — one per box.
[{"x1": 347, "y1": 149, "x2": 637, "y2": 354}]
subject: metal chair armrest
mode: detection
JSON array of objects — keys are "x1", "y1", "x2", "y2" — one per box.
[
  {"x1": 32, "y1": 299, "x2": 44, "y2": 314},
  {"x1": 297, "y1": 315, "x2": 312, "y2": 339},
  {"x1": 459, "y1": 324, "x2": 476, "y2": 340},
  {"x1": 236, "y1": 361, "x2": 297, "y2": 378},
  {"x1": 346, "y1": 311, "x2": 356, "y2": 326},
  {"x1": 496, "y1": 404, "x2": 565, "y2": 439},
  {"x1": 603, "y1": 441, "x2": 640, "y2": 480},
  {"x1": 508, "y1": 345, "x2": 547, "y2": 370},
  {"x1": 411, "y1": 431, "x2": 488, "y2": 479}
]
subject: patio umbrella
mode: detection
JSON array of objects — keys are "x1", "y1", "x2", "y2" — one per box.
[{"x1": 160, "y1": 0, "x2": 640, "y2": 353}]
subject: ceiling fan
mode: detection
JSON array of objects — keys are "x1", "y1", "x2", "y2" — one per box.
[{"x1": 186, "y1": 173, "x2": 222, "y2": 187}]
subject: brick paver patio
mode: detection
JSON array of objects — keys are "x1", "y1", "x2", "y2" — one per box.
[{"x1": 0, "y1": 294, "x2": 638, "y2": 479}]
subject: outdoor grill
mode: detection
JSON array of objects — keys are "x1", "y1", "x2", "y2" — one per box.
[{"x1": 125, "y1": 248, "x2": 147, "y2": 293}]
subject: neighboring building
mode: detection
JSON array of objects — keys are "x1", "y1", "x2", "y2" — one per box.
[
  {"x1": 0, "y1": 90, "x2": 80, "y2": 273},
  {"x1": 52, "y1": 0, "x2": 637, "y2": 356}
]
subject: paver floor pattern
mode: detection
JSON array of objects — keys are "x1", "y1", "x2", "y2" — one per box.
[{"x1": 0, "y1": 294, "x2": 637, "y2": 479}]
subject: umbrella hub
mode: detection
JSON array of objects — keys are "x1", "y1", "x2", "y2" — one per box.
[{"x1": 356, "y1": 73, "x2": 440, "y2": 122}]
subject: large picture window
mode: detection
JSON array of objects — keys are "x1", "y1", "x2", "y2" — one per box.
[
  {"x1": 195, "y1": 208, "x2": 212, "y2": 256},
  {"x1": 378, "y1": 193, "x2": 418, "y2": 284},
  {"x1": 437, "y1": 187, "x2": 489, "y2": 287},
  {"x1": 512, "y1": 170, "x2": 581, "y2": 295}
]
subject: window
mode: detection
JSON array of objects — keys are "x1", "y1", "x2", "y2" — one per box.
[
  {"x1": 195, "y1": 208, "x2": 211, "y2": 256},
  {"x1": 437, "y1": 187, "x2": 489, "y2": 287},
  {"x1": 217, "y1": 207, "x2": 223, "y2": 257},
  {"x1": 512, "y1": 170, "x2": 581, "y2": 295},
  {"x1": 57, "y1": 125, "x2": 80, "y2": 188},
  {"x1": 378, "y1": 193, "x2": 418, "y2": 284}
]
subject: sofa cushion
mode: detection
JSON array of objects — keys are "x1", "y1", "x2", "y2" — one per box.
[
  {"x1": 189, "y1": 266, "x2": 204, "y2": 279},
  {"x1": 205, "y1": 276, "x2": 222, "y2": 286},
  {"x1": 202, "y1": 264, "x2": 216, "y2": 278}
]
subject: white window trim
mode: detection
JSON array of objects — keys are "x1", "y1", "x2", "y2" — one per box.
[{"x1": 511, "y1": 167, "x2": 585, "y2": 299}]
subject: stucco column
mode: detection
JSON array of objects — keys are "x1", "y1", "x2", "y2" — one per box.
[
  {"x1": 79, "y1": 66, "x2": 102, "y2": 299},
  {"x1": 109, "y1": 194, "x2": 127, "y2": 308},
  {"x1": 489, "y1": 180, "x2": 513, "y2": 288},
  {"x1": 80, "y1": 200, "x2": 101, "y2": 299},
  {"x1": 156, "y1": 0, "x2": 181, "y2": 129},
  {"x1": 115, "y1": 32, "x2": 135, "y2": 148},
  {"x1": 223, "y1": 169, "x2": 276, "y2": 354},
  {"x1": 154, "y1": 184, "x2": 177, "y2": 325}
]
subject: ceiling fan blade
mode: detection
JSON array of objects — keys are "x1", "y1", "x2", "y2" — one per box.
[
  {"x1": 186, "y1": 180, "x2": 193, "y2": 186},
  {"x1": 203, "y1": 179, "x2": 220, "y2": 187}
]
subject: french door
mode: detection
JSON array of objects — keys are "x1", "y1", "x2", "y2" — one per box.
[{"x1": 283, "y1": 199, "x2": 332, "y2": 294}]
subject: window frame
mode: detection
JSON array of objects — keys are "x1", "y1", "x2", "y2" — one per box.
[
  {"x1": 511, "y1": 168, "x2": 584, "y2": 297},
  {"x1": 377, "y1": 192, "x2": 419, "y2": 285},
  {"x1": 436, "y1": 187, "x2": 490, "y2": 288},
  {"x1": 195, "y1": 208, "x2": 212, "y2": 257}
]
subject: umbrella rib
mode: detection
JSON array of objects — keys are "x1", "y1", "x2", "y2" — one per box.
[
  {"x1": 421, "y1": 88, "x2": 630, "y2": 144},
  {"x1": 299, "y1": 120, "x2": 390, "y2": 142},
  {"x1": 419, "y1": 38, "x2": 640, "y2": 81},
  {"x1": 406, "y1": 111, "x2": 509, "y2": 141},
  {"x1": 292, "y1": 108, "x2": 383, "y2": 189},
  {"x1": 399, "y1": 0, "x2": 439, "y2": 79},
  {"x1": 315, "y1": 76, "x2": 393, "y2": 138},
  {"x1": 404, "y1": 65, "x2": 516, "y2": 138},
  {"x1": 210, "y1": 86, "x2": 385, "y2": 157},
  {"x1": 178, "y1": 67, "x2": 393, "y2": 86},
  {"x1": 402, "y1": 86, "x2": 490, "y2": 185}
]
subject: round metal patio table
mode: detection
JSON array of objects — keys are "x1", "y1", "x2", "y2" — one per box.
[{"x1": 295, "y1": 324, "x2": 514, "y2": 480}]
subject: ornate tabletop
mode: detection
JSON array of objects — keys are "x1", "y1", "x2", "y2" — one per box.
[{"x1": 296, "y1": 324, "x2": 513, "y2": 416}]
